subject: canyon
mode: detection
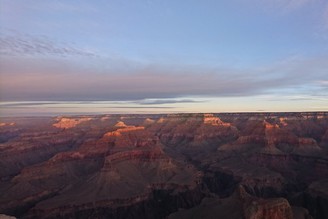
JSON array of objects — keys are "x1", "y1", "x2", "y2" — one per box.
[{"x1": 0, "y1": 112, "x2": 327, "y2": 219}]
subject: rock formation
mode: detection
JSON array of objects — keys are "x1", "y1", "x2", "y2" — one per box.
[
  {"x1": 0, "y1": 113, "x2": 327, "y2": 218},
  {"x1": 169, "y1": 186, "x2": 298, "y2": 219},
  {"x1": 53, "y1": 117, "x2": 92, "y2": 129}
]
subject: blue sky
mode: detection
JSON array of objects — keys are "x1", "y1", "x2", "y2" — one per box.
[{"x1": 0, "y1": 0, "x2": 328, "y2": 115}]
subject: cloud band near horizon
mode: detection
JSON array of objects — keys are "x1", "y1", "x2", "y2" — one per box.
[{"x1": 1, "y1": 51, "x2": 327, "y2": 102}]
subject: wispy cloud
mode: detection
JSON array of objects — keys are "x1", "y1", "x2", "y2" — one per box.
[
  {"x1": 28, "y1": 1, "x2": 99, "y2": 13},
  {"x1": 281, "y1": 0, "x2": 314, "y2": 10},
  {"x1": 251, "y1": 0, "x2": 316, "y2": 11},
  {"x1": 323, "y1": 4, "x2": 328, "y2": 30},
  {"x1": 0, "y1": 0, "x2": 98, "y2": 15},
  {"x1": 0, "y1": 100, "x2": 180, "y2": 108},
  {"x1": 318, "y1": 80, "x2": 328, "y2": 86},
  {"x1": 136, "y1": 99, "x2": 204, "y2": 105},
  {"x1": 0, "y1": 101, "x2": 177, "y2": 117},
  {"x1": 0, "y1": 32, "x2": 96, "y2": 57},
  {"x1": 0, "y1": 101, "x2": 61, "y2": 107}
]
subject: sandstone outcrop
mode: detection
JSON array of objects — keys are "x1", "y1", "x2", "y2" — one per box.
[
  {"x1": 53, "y1": 117, "x2": 92, "y2": 129},
  {"x1": 0, "y1": 123, "x2": 15, "y2": 127}
]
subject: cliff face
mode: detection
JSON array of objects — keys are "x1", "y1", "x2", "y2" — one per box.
[
  {"x1": 244, "y1": 198, "x2": 293, "y2": 219},
  {"x1": 298, "y1": 179, "x2": 328, "y2": 219},
  {"x1": 0, "y1": 113, "x2": 327, "y2": 219},
  {"x1": 169, "y1": 186, "x2": 296, "y2": 219}
]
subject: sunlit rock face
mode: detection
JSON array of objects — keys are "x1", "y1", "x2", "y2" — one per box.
[
  {"x1": 0, "y1": 123, "x2": 15, "y2": 127},
  {"x1": 203, "y1": 113, "x2": 232, "y2": 127},
  {"x1": 113, "y1": 121, "x2": 127, "y2": 128},
  {"x1": 0, "y1": 112, "x2": 327, "y2": 219},
  {"x1": 53, "y1": 117, "x2": 92, "y2": 129},
  {"x1": 104, "y1": 126, "x2": 145, "y2": 137}
]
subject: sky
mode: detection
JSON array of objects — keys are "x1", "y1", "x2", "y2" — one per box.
[{"x1": 0, "y1": 0, "x2": 328, "y2": 116}]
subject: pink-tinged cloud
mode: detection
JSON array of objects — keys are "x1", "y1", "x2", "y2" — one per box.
[{"x1": 1, "y1": 53, "x2": 328, "y2": 101}]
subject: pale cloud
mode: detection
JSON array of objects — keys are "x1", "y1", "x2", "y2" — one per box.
[{"x1": 317, "y1": 80, "x2": 328, "y2": 86}]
